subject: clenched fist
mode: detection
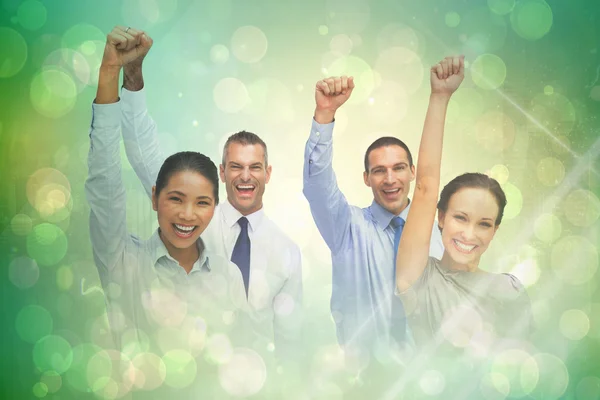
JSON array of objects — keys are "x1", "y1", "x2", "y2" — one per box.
[
  {"x1": 314, "y1": 76, "x2": 355, "y2": 124},
  {"x1": 430, "y1": 55, "x2": 465, "y2": 96},
  {"x1": 101, "y1": 26, "x2": 152, "y2": 70}
]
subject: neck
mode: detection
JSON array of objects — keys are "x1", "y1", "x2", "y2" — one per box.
[
  {"x1": 440, "y1": 251, "x2": 480, "y2": 272},
  {"x1": 159, "y1": 231, "x2": 201, "y2": 273},
  {"x1": 227, "y1": 197, "x2": 262, "y2": 216}
]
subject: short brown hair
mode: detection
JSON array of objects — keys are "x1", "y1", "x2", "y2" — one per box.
[{"x1": 221, "y1": 131, "x2": 268, "y2": 165}]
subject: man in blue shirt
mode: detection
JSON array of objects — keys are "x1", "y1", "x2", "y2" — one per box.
[{"x1": 303, "y1": 76, "x2": 444, "y2": 372}]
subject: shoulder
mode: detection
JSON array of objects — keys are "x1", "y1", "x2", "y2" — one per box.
[{"x1": 259, "y1": 216, "x2": 301, "y2": 253}]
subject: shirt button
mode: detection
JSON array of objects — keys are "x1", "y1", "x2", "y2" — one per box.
[
  {"x1": 309, "y1": 159, "x2": 313, "y2": 164},
  {"x1": 315, "y1": 131, "x2": 320, "y2": 137}
]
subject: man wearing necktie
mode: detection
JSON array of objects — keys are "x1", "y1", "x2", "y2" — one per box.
[{"x1": 303, "y1": 75, "x2": 445, "y2": 385}]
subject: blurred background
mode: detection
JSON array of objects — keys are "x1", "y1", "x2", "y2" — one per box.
[{"x1": 1, "y1": 0, "x2": 599, "y2": 398}]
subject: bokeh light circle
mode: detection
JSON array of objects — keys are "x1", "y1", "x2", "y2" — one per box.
[
  {"x1": 576, "y1": 376, "x2": 600, "y2": 400},
  {"x1": 480, "y1": 372, "x2": 510, "y2": 399},
  {"x1": 491, "y1": 349, "x2": 538, "y2": 397},
  {"x1": 43, "y1": 48, "x2": 91, "y2": 91},
  {"x1": 530, "y1": 92, "x2": 577, "y2": 136},
  {"x1": 551, "y1": 236, "x2": 598, "y2": 285},
  {"x1": 471, "y1": 54, "x2": 506, "y2": 90},
  {"x1": 376, "y1": 24, "x2": 421, "y2": 55},
  {"x1": 475, "y1": 111, "x2": 515, "y2": 152},
  {"x1": 56, "y1": 265, "x2": 74, "y2": 291},
  {"x1": 510, "y1": 0, "x2": 553, "y2": 41},
  {"x1": 26, "y1": 223, "x2": 68, "y2": 266},
  {"x1": 131, "y1": 352, "x2": 167, "y2": 390},
  {"x1": 562, "y1": 189, "x2": 600, "y2": 227},
  {"x1": 32, "y1": 382, "x2": 48, "y2": 398},
  {"x1": 205, "y1": 334, "x2": 233, "y2": 364},
  {"x1": 163, "y1": 350, "x2": 197, "y2": 389},
  {"x1": 488, "y1": 0, "x2": 515, "y2": 15},
  {"x1": 374, "y1": 47, "x2": 424, "y2": 94},
  {"x1": 16, "y1": 305, "x2": 53, "y2": 344},
  {"x1": 533, "y1": 213, "x2": 561, "y2": 243},
  {"x1": 419, "y1": 370, "x2": 445, "y2": 395},
  {"x1": 0, "y1": 27, "x2": 28, "y2": 78},
  {"x1": 9, "y1": 256, "x2": 40, "y2": 289},
  {"x1": 40, "y1": 371, "x2": 62, "y2": 393},
  {"x1": 65, "y1": 343, "x2": 103, "y2": 392},
  {"x1": 501, "y1": 183, "x2": 523, "y2": 220},
  {"x1": 445, "y1": 12, "x2": 461, "y2": 28},
  {"x1": 30, "y1": 68, "x2": 78, "y2": 118},
  {"x1": 528, "y1": 353, "x2": 568, "y2": 399},
  {"x1": 325, "y1": 55, "x2": 374, "y2": 104},
  {"x1": 330, "y1": 34, "x2": 353, "y2": 56},
  {"x1": 213, "y1": 77, "x2": 249, "y2": 113},
  {"x1": 218, "y1": 348, "x2": 267, "y2": 396},
  {"x1": 536, "y1": 157, "x2": 565, "y2": 187},
  {"x1": 231, "y1": 26, "x2": 268, "y2": 63},
  {"x1": 559, "y1": 309, "x2": 590, "y2": 340},
  {"x1": 17, "y1": 0, "x2": 47, "y2": 30},
  {"x1": 461, "y1": 8, "x2": 508, "y2": 53},
  {"x1": 33, "y1": 335, "x2": 73, "y2": 374},
  {"x1": 489, "y1": 165, "x2": 509, "y2": 184},
  {"x1": 210, "y1": 44, "x2": 229, "y2": 64},
  {"x1": 11, "y1": 213, "x2": 33, "y2": 236}
]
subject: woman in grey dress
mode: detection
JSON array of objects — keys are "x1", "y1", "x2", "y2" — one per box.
[{"x1": 395, "y1": 55, "x2": 533, "y2": 356}]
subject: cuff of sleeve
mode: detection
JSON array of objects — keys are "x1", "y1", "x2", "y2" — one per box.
[
  {"x1": 309, "y1": 118, "x2": 335, "y2": 143},
  {"x1": 121, "y1": 87, "x2": 147, "y2": 114},
  {"x1": 91, "y1": 101, "x2": 121, "y2": 128}
]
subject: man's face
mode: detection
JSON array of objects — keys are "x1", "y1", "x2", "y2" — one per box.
[
  {"x1": 363, "y1": 145, "x2": 415, "y2": 215},
  {"x1": 220, "y1": 142, "x2": 272, "y2": 215}
]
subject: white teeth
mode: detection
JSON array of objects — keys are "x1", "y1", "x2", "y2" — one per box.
[
  {"x1": 383, "y1": 189, "x2": 400, "y2": 194},
  {"x1": 237, "y1": 185, "x2": 254, "y2": 190},
  {"x1": 454, "y1": 240, "x2": 475, "y2": 252},
  {"x1": 175, "y1": 224, "x2": 195, "y2": 232}
]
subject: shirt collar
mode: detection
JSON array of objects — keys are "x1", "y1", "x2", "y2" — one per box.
[
  {"x1": 148, "y1": 229, "x2": 211, "y2": 271},
  {"x1": 369, "y1": 199, "x2": 411, "y2": 229},
  {"x1": 220, "y1": 199, "x2": 264, "y2": 232}
]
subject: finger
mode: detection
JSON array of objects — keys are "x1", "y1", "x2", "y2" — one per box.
[
  {"x1": 140, "y1": 33, "x2": 153, "y2": 49},
  {"x1": 440, "y1": 59, "x2": 449, "y2": 79},
  {"x1": 452, "y1": 56, "x2": 460, "y2": 76},
  {"x1": 107, "y1": 32, "x2": 128, "y2": 50},
  {"x1": 348, "y1": 76, "x2": 355, "y2": 90},
  {"x1": 319, "y1": 80, "x2": 331, "y2": 96},
  {"x1": 333, "y1": 76, "x2": 342, "y2": 95},
  {"x1": 435, "y1": 63, "x2": 444, "y2": 80},
  {"x1": 458, "y1": 55, "x2": 465, "y2": 75},
  {"x1": 341, "y1": 75, "x2": 348, "y2": 95},
  {"x1": 121, "y1": 31, "x2": 138, "y2": 50},
  {"x1": 324, "y1": 77, "x2": 336, "y2": 95},
  {"x1": 445, "y1": 56, "x2": 454, "y2": 75}
]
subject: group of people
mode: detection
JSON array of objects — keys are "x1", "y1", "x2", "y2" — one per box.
[{"x1": 85, "y1": 26, "x2": 534, "y2": 398}]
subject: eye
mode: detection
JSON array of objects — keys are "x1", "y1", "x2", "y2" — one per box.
[
  {"x1": 480, "y1": 222, "x2": 493, "y2": 228},
  {"x1": 372, "y1": 169, "x2": 383, "y2": 174},
  {"x1": 169, "y1": 196, "x2": 182, "y2": 202},
  {"x1": 230, "y1": 165, "x2": 240, "y2": 170},
  {"x1": 198, "y1": 201, "x2": 210, "y2": 206},
  {"x1": 394, "y1": 165, "x2": 406, "y2": 171},
  {"x1": 251, "y1": 166, "x2": 262, "y2": 171},
  {"x1": 454, "y1": 215, "x2": 466, "y2": 221}
]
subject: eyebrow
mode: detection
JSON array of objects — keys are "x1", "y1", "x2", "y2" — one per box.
[
  {"x1": 229, "y1": 161, "x2": 264, "y2": 167},
  {"x1": 454, "y1": 210, "x2": 493, "y2": 221},
  {"x1": 167, "y1": 190, "x2": 213, "y2": 200},
  {"x1": 370, "y1": 162, "x2": 408, "y2": 171}
]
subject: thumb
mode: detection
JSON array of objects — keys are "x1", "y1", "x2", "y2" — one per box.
[{"x1": 140, "y1": 34, "x2": 153, "y2": 50}]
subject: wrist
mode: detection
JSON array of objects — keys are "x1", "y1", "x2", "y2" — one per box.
[
  {"x1": 313, "y1": 108, "x2": 336, "y2": 124},
  {"x1": 99, "y1": 64, "x2": 121, "y2": 77},
  {"x1": 429, "y1": 92, "x2": 452, "y2": 103}
]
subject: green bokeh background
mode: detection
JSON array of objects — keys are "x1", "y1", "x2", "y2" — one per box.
[{"x1": 1, "y1": 0, "x2": 600, "y2": 398}]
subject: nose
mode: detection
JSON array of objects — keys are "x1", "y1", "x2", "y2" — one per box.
[
  {"x1": 240, "y1": 167, "x2": 251, "y2": 181},
  {"x1": 461, "y1": 223, "x2": 476, "y2": 241},
  {"x1": 384, "y1": 169, "x2": 394, "y2": 184},
  {"x1": 179, "y1": 203, "x2": 195, "y2": 221}
]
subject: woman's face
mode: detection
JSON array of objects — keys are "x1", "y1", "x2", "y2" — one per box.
[
  {"x1": 152, "y1": 170, "x2": 216, "y2": 250},
  {"x1": 438, "y1": 187, "x2": 500, "y2": 267}
]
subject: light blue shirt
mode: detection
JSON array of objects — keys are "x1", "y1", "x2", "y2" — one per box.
[
  {"x1": 85, "y1": 101, "x2": 247, "y2": 353},
  {"x1": 303, "y1": 119, "x2": 444, "y2": 355}
]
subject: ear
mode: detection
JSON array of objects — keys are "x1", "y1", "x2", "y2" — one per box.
[
  {"x1": 219, "y1": 164, "x2": 226, "y2": 183},
  {"x1": 410, "y1": 164, "x2": 416, "y2": 181},
  {"x1": 265, "y1": 165, "x2": 272, "y2": 184},
  {"x1": 363, "y1": 171, "x2": 371, "y2": 187},
  {"x1": 437, "y1": 209, "x2": 445, "y2": 230},
  {"x1": 152, "y1": 186, "x2": 158, "y2": 211}
]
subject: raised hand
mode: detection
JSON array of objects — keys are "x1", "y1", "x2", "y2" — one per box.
[
  {"x1": 101, "y1": 26, "x2": 149, "y2": 70},
  {"x1": 430, "y1": 55, "x2": 465, "y2": 96},
  {"x1": 314, "y1": 76, "x2": 354, "y2": 123}
]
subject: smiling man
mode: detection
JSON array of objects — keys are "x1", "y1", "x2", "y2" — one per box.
[
  {"x1": 303, "y1": 76, "x2": 444, "y2": 370},
  {"x1": 116, "y1": 31, "x2": 302, "y2": 379}
]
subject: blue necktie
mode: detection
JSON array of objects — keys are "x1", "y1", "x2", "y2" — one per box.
[
  {"x1": 390, "y1": 216, "x2": 406, "y2": 343},
  {"x1": 231, "y1": 217, "x2": 251, "y2": 297}
]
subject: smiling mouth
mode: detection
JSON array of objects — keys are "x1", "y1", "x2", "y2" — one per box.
[
  {"x1": 453, "y1": 239, "x2": 477, "y2": 254},
  {"x1": 382, "y1": 188, "x2": 400, "y2": 198},
  {"x1": 173, "y1": 223, "x2": 197, "y2": 238},
  {"x1": 236, "y1": 184, "x2": 256, "y2": 197}
]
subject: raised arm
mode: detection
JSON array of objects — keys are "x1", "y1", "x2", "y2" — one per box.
[
  {"x1": 119, "y1": 33, "x2": 165, "y2": 199},
  {"x1": 396, "y1": 56, "x2": 464, "y2": 292},
  {"x1": 302, "y1": 76, "x2": 356, "y2": 253},
  {"x1": 85, "y1": 26, "x2": 147, "y2": 271}
]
